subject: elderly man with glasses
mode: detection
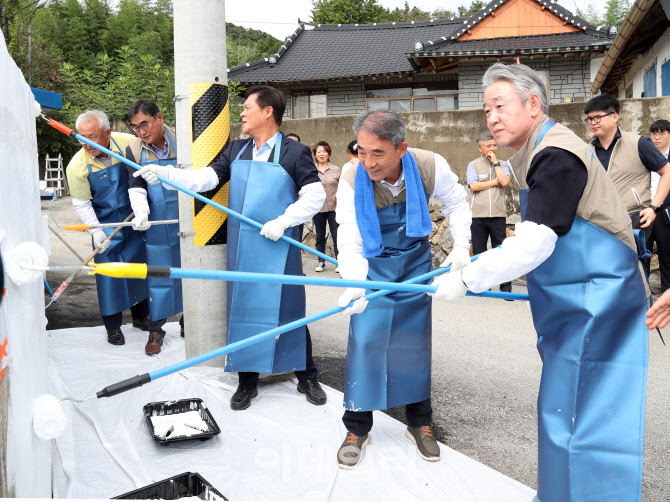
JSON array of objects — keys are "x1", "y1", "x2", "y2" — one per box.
[
  {"x1": 65, "y1": 110, "x2": 150, "y2": 346},
  {"x1": 584, "y1": 95, "x2": 670, "y2": 274},
  {"x1": 124, "y1": 99, "x2": 183, "y2": 355}
]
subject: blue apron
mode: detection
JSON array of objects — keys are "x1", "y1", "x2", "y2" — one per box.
[
  {"x1": 344, "y1": 200, "x2": 433, "y2": 411},
  {"x1": 521, "y1": 122, "x2": 648, "y2": 502},
  {"x1": 88, "y1": 138, "x2": 147, "y2": 316},
  {"x1": 224, "y1": 135, "x2": 306, "y2": 374},
  {"x1": 141, "y1": 128, "x2": 183, "y2": 321}
]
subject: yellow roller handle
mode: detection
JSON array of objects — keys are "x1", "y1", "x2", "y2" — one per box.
[
  {"x1": 89, "y1": 262, "x2": 148, "y2": 279},
  {"x1": 64, "y1": 224, "x2": 90, "y2": 231}
]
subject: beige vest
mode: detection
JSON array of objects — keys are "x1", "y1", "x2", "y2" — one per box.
[
  {"x1": 468, "y1": 156, "x2": 508, "y2": 218},
  {"x1": 128, "y1": 125, "x2": 177, "y2": 163},
  {"x1": 342, "y1": 148, "x2": 436, "y2": 208},
  {"x1": 606, "y1": 130, "x2": 651, "y2": 214},
  {"x1": 508, "y1": 116, "x2": 636, "y2": 253}
]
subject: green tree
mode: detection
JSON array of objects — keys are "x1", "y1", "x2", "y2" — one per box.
[
  {"x1": 458, "y1": 1, "x2": 485, "y2": 17},
  {"x1": 577, "y1": 0, "x2": 632, "y2": 29},
  {"x1": 387, "y1": 1, "x2": 431, "y2": 22},
  {"x1": 311, "y1": 0, "x2": 390, "y2": 24}
]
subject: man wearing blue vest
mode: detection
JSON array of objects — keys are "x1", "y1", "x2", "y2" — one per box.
[
  {"x1": 433, "y1": 63, "x2": 649, "y2": 502},
  {"x1": 65, "y1": 110, "x2": 149, "y2": 346},
  {"x1": 135, "y1": 86, "x2": 328, "y2": 409},
  {"x1": 125, "y1": 99, "x2": 183, "y2": 355},
  {"x1": 334, "y1": 110, "x2": 472, "y2": 468}
]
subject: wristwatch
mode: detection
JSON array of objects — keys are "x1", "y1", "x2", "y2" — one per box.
[
  {"x1": 649, "y1": 204, "x2": 661, "y2": 214},
  {"x1": 493, "y1": 161, "x2": 501, "y2": 167}
]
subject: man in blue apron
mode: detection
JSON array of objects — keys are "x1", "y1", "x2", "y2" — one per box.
[
  {"x1": 65, "y1": 110, "x2": 149, "y2": 346},
  {"x1": 125, "y1": 99, "x2": 183, "y2": 356},
  {"x1": 334, "y1": 110, "x2": 472, "y2": 469},
  {"x1": 135, "y1": 86, "x2": 328, "y2": 410},
  {"x1": 433, "y1": 63, "x2": 649, "y2": 502}
]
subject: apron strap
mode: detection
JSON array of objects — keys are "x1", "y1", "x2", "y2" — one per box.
[
  {"x1": 273, "y1": 132, "x2": 282, "y2": 164},
  {"x1": 534, "y1": 119, "x2": 555, "y2": 149},
  {"x1": 164, "y1": 127, "x2": 177, "y2": 156},
  {"x1": 86, "y1": 137, "x2": 126, "y2": 174},
  {"x1": 110, "y1": 136, "x2": 125, "y2": 158}
]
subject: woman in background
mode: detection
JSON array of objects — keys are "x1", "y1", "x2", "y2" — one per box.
[{"x1": 312, "y1": 140, "x2": 341, "y2": 272}]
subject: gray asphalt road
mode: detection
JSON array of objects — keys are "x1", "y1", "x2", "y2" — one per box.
[{"x1": 43, "y1": 196, "x2": 670, "y2": 500}]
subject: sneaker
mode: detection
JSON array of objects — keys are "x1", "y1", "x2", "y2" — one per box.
[
  {"x1": 335, "y1": 266, "x2": 339, "y2": 274},
  {"x1": 315, "y1": 262, "x2": 325, "y2": 272},
  {"x1": 405, "y1": 426, "x2": 440, "y2": 461},
  {"x1": 337, "y1": 432, "x2": 370, "y2": 469}
]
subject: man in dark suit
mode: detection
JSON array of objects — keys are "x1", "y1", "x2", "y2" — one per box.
[{"x1": 136, "y1": 86, "x2": 327, "y2": 410}]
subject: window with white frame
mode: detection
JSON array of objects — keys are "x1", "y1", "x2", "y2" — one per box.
[
  {"x1": 292, "y1": 93, "x2": 327, "y2": 119},
  {"x1": 366, "y1": 86, "x2": 459, "y2": 112}
]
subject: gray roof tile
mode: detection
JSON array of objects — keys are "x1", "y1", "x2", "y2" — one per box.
[{"x1": 228, "y1": 19, "x2": 464, "y2": 83}]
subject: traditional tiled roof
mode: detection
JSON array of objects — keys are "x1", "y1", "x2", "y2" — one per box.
[
  {"x1": 228, "y1": 0, "x2": 611, "y2": 84},
  {"x1": 406, "y1": 0, "x2": 611, "y2": 57},
  {"x1": 409, "y1": 31, "x2": 611, "y2": 57},
  {"x1": 228, "y1": 19, "x2": 465, "y2": 83}
]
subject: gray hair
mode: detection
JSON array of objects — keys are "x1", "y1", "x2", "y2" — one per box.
[
  {"x1": 353, "y1": 110, "x2": 406, "y2": 147},
  {"x1": 476, "y1": 131, "x2": 494, "y2": 146},
  {"x1": 482, "y1": 63, "x2": 549, "y2": 114},
  {"x1": 75, "y1": 110, "x2": 111, "y2": 132}
]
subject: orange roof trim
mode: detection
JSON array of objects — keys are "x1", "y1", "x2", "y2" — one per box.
[{"x1": 457, "y1": 0, "x2": 581, "y2": 41}]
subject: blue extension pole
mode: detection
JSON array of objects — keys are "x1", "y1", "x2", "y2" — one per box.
[
  {"x1": 164, "y1": 266, "x2": 529, "y2": 301},
  {"x1": 92, "y1": 254, "x2": 524, "y2": 398},
  {"x1": 50, "y1": 120, "x2": 337, "y2": 266}
]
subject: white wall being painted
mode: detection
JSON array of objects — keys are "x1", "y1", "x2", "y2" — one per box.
[
  {"x1": 0, "y1": 37, "x2": 52, "y2": 497},
  {"x1": 616, "y1": 29, "x2": 670, "y2": 100}
]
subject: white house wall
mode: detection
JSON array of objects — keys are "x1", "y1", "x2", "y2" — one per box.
[
  {"x1": 617, "y1": 29, "x2": 670, "y2": 99},
  {"x1": 0, "y1": 36, "x2": 52, "y2": 497}
]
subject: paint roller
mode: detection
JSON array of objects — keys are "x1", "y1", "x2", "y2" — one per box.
[
  {"x1": 39, "y1": 115, "x2": 337, "y2": 266},
  {"x1": 87, "y1": 261, "x2": 529, "y2": 301}
]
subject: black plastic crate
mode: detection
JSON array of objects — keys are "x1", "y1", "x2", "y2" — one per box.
[
  {"x1": 113, "y1": 471, "x2": 227, "y2": 500},
  {"x1": 143, "y1": 398, "x2": 221, "y2": 444}
]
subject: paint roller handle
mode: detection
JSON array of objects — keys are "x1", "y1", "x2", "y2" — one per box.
[
  {"x1": 95, "y1": 373, "x2": 151, "y2": 399},
  {"x1": 42, "y1": 117, "x2": 76, "y2": 137}
]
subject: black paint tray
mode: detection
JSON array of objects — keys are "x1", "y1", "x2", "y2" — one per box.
[
  {"x1": 113, "y1": 471, "x2": 227, "y2": 500},
  {"x1": 143, "y1": 398, "x2": 221, "y2": 444}
]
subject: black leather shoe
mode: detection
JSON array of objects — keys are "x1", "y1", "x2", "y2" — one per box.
[
  {"x1": 132, "y1": 317, "x2": 150, "y2": 331},
  {"x1": 107, "y1": 328, "x2": 125, "y2": 345},
  {"x1": 297, "y1": 379, "x2": 327, "y2": 405},
  {"x1": 230, "y1": 383, "x2": 258, "y2": 410}
]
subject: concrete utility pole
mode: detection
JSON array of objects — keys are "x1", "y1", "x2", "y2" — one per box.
[{"x1": 173, "y1": 0, "x2": 228, "y2": 364}]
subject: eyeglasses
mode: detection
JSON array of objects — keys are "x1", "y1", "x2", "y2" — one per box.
[
  {"x1": 131, "y1": 116, "x2": 155, "y2": 133},
  {"x1": 651, "y1": 132, "x2": 669, "y2": 139},
  {"x1": 584, "y1": 112, "x2": 614, "y2": 124}
]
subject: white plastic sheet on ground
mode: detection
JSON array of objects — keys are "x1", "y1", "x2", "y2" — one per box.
[{"x1": 48, "y1": 323, "x2": 535, "y2": 501}]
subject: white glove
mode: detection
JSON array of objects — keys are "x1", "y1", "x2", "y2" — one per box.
[
  {"x1": 440, "y1": 244, "x2": 471, "y2": 272},
  {"x1": 133, "y1": 164, "x2": 170, "y2": 185},
  {"x1": 260, "y1": 216, "x2": 289, "y2": 241},
  {"x1": 93, "y1": 230, "x2": 111, "y2": 253},
  {"x1": 338, "y1": 288, "x2": 369, "y2": 315},
  {"x1": 431, "y1": 271, "x2": 467, "y2": 304},
  {"x1": 131, "y1": 213, "x2": 151, "y2": 231}
]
